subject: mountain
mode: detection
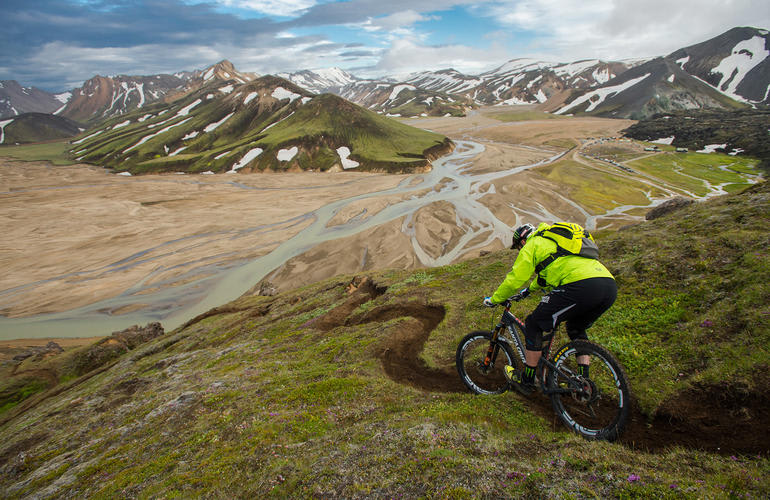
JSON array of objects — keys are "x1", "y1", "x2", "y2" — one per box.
[
  {"x1": 1, "y1": 180, "x2": 767, "y2": 497},
  {"x1": 553, "y1": 56, "x2": 747, "y2": 118},
  {"x1": 56, "y1": 74, "x2": 189, "y2": 124},
  {"x1": 281, "y1": 69, "x2": 474, "y2": 117},
  {"x1": 54, "y1": 60, "x2": 255, "y2": 125},
  {"x1": 668, "y1": 26, "x2": 770, "y2": 105},
  {"x1": 278, "y1": 67, "x2": 358, "y2": 94},
  {"x1": 4, "y1": 27, "x2": 769, "y2": 132},
  {"x1": 0, "y1": 80, "x2": 68, "y2": 119},
  {"x1": 0, "y1": 113, "x2": 83, "y2": 145},
  {"x1": 554, "y1": 27, "x2": 769, "y2": 118},
  {"x1": 335, "y1": 80, "x2": 475, "y2": 117},
  {"x1": 70, "y1": 75, "x2": 452, "y2": 174}
]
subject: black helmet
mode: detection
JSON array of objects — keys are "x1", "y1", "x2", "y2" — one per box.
[{"x1": 510, "y1": 223, "x2": 535, "y2": 249}]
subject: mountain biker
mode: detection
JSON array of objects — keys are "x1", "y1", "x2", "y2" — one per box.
[{"x1": 483, "y1": 222, "x2": 617, "y2": 395}]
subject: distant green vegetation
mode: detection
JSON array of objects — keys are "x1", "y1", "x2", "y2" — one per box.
[
  {"x1": 535, "y1": 159, "x2": 668, "y2": 213},
  {"x1": 486, "y1": 110, "x2": 566, "y2": 122},
  {"x1": 627, "y1": 152, "x2": 759, "y2": 196},
  {"x1": 0, "y1": 141, "x2": 76, "y2": 165}
]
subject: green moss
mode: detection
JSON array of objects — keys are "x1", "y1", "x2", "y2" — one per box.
[{"x1": 0, "y1": 379, "x2": 49, "y2": 414}]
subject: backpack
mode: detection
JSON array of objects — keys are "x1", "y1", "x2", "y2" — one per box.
[{"x1": 533, "y1": 222, "x2": 599, "y2": 285}]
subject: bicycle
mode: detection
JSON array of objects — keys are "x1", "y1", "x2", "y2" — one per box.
[{"x1": 455, "y1": 292, "x2": 632, "y2": 441}]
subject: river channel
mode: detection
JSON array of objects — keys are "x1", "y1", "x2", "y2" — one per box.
[{"x1": 0, "y1": 138, "x2": 731, "y2": 340}]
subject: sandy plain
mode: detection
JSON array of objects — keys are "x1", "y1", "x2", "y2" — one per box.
[{"x1": 0, "y1": 107, "x2": 637, "y2": 338}]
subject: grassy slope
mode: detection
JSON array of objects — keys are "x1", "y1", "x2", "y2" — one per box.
[
  {"x1": 258, "y1": 94, "x2": 449, "y2": 169},
  {"x1": 1, "y1": 182, "x2": 768, "y2": 498},
  {"x1": 68, "y1": 82, "x2": 450, "y2": 174},
  {"x1": 0, "y1": 142, "x2": 76, "y2": 165}
]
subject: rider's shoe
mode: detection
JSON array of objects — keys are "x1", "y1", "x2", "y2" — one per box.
[{"x1": 504, "y1": 365, "x2": 535, "y2": 396}]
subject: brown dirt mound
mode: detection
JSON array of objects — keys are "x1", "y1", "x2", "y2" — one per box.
[
  {"x1": 361, "y1": 303, "x2": 465, "y2": 393},
  {"x1": 621, "y1": 377, "x2": 770, "y2": 454}
]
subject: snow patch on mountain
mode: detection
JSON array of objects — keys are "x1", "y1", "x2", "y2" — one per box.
[
  {"x1": 244, "y1": 92, "x2": 259, "y2": 105},
  {"x1": 177, "y1": 99, "x2": 202, "y2": 116},
  {"x1": 230, "y1": 147, "x2": 263, "y2": 171},
  {"x1": 556, "y1": 73, "x2": 651, "y2": 114},
  {"x1": 337, "y1": 146, "x2": 359, "y2": 169},
  {"x1": 203, "y1": 112, "x2": 234, "y2": 133},
  {"x1": 0, "y1": 118, "x2": 13, "y2": 144},
  {"x1": 389, "y1": 85, "x2": 415, "y2": 100},
  {"x1": 554, "y1": 60, "x2": 599, "y2": 78},
  {"x1": 710, "y1": 36, "x2": 770, "y2": 102},
  {"x1": 277, "y1": 146, "x2": 298, "y2": 161},
  {"x1": 272, "y1": 87, "x2": 301, "y2": 103},
  {"x1": 72, "y1": 129, "x2": 103, "y2": 145}
]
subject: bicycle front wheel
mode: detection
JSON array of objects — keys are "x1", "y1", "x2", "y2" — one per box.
[
  {"x1": 456, "y1": 330, "x2": 517, "y2": 395},
  {"x1": 547, "y1": 339, "x2": 631, "y2": 441}
]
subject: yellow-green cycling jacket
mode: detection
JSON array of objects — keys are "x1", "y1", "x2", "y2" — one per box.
[{"x1": 490, "y1": 223, "x2": 614, "y2": 303}]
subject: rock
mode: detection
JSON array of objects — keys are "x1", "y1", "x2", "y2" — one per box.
[
  {"x1": 68, "y1": 323, "x2": 165, "y2": 376},
  {"x1": 645, "y1": 197, "x2": 695, "y2": 220},
  {"x1": 111, "y1": 322, "x2": 164, "y2": 349},
  {"x1": 11, "y1": 341, "x2": 64, "y2": 361},
  {"x1": 258, "y1": 281, "x2": 277, "y2": 296}
]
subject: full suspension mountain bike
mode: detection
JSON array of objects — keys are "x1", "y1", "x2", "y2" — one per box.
[{"x1": 455, "y1": 293, "x2": 632, "y2": 441}]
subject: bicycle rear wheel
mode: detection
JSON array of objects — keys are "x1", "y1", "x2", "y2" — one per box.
[
  {"x1": 456, "y1": 330, "x2": 517, "y2": 395},
  {"x1": 547, "y1": 339, "x2": 631, "y2": 441}
]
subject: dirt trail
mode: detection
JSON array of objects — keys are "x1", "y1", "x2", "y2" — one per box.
[{"x1": 309, "y1": 285, "x2": 767, "y2": 454}]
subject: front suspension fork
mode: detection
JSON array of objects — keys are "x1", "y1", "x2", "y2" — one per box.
[{"x1": 482, "y1": 325, "x2": 503, "y2": 367}]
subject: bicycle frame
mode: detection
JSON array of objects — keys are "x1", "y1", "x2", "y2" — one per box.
[{"x1": 488, "y1": 300, "x2": 579, "y2": 396}]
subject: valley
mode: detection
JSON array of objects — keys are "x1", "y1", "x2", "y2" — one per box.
[{"x1": 0, "y1": 107, "x2": 761, "y2": 340}]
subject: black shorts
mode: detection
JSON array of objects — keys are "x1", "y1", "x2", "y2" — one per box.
[{"x1": 524, "y1": 277, "x2": 617, "y2": 350}]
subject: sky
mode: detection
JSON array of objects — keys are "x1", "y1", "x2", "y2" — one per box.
[{"x1": 2, "y1": 0, "x2": 769, "y2": 92}]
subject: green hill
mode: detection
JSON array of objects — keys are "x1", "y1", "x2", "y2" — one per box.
[
  {"x1": 1, "y1": 182, "x2": 768, "y2": 498},
  {"x1": 0, "y1": 113, "x2": 83, "y2": 145},
  {"x1": 68, "y1": 76, "x2": 453, "y2": 175}
]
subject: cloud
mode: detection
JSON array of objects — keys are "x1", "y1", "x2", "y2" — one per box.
[
  {"x1": 372, "y1": 37, "x2": 510, "y2": 76},
  {"x1": 215, "y1": 0, "x2": 318, "y2": 18},
  {"x1": 359, "y1": 10, "x2": 435, "y2": 32},
  {"x1": 480, "y1": 0, "x2": 770, "y2": 60}
]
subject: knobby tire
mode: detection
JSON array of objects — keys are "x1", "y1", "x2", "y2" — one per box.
[
  {"x1": 456, "y1": 330, "x2": 517, "y2": 395},
  {"x1": 546, "y1": 339, "x2": 631, "y2": 441}
]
